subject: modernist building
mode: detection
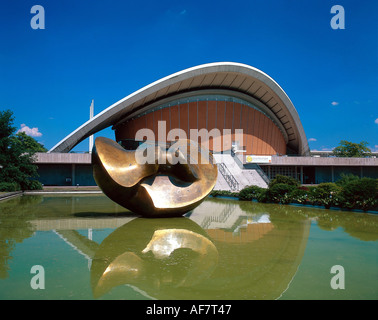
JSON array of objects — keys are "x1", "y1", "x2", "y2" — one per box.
[{"x1": 36, "y1": 62, "x2": 378, "y2": 188}]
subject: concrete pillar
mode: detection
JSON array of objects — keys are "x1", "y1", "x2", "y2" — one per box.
[{"x1": 72, "y1": 164, "x2": 76, "y2": 186}]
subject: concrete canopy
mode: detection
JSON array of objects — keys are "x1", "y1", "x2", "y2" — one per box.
[{"x1": 49, "y1": 62, "x2": 309, "y2": 155}]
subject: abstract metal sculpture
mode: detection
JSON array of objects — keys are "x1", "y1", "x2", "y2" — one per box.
[{"x1": 92, "y1": 137, "x2": 217, "y2": 217}]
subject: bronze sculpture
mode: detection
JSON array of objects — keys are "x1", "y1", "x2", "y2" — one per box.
[{"x1": 92, "y1": 137, "x2": 217, "y2": 217}]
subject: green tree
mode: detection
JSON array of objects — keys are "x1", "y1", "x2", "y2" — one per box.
[
  {"x1": 332, "y1": 140, "x2": 371, "y2": 158},
  {"x1": 0, "y1": 110, "x2": 44, "y2": 191},
  {"x1": 13, "y1": 131, "x2": 47, "y2": 153}
]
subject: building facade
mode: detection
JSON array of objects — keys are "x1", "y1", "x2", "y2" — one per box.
[{"x1": 36, "y1": 62, "x2": 377, "y2": 188}]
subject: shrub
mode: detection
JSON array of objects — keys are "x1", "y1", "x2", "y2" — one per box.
[
  {"x1": 211, "y1": 190, "x2": 221, "y2": 197},
  {"x1": 339, "y1": 178, "x2": 378, "y2": 211},
  {"x1": 269, "y1": 175, "x2": 300, "y2": 188},
  {"x1": 0, "y1": 182, "x2": 21, "y2": 192},
  {"x1": 310, "y1": 183, "x2": 342, "y2": 209},
  {"x1": 265, "y1": 183, "x2": 297, "y2": 204},
  {"x1": 211, "y1": 190, "x2": 239, "y2": 198},
  {"x1": 336, "y1": 173, "x2": 359, "y2": 187},
  {"x1": 238, "y1": 185, "x2": 264, "y2": 201},
  {"x1": 288, "y1": 188, "x2": 309, "y2": 204},
  {"x1": 22, "y1": 179, "x2": 43, "y2": 191},
  {"x1": 256, "y1": 189, "x2": 269, "y2": 203}
]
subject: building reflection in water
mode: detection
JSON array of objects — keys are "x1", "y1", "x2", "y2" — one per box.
[{"x1": 2, "y1": 195, "x2": 377, "y2": 299}]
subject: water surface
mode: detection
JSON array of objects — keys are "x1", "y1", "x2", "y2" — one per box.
[{"x1": 0, "y1": 194, "x2": 377, "y2": 300}]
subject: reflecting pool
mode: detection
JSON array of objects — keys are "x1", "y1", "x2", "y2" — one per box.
[{"x1": 0, "y1": 194, "x2": 377, "y2": 300}]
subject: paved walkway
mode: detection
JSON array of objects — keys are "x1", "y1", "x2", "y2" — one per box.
[
  {"x1": 0, "y1": 191, "x2": 23, "y2": 201},
  {"x1": 0, "y1": 186, "x2": 102, "y2": 201}
]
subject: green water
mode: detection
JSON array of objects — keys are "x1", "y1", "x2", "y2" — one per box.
[{"x1": 0, "y1": 194, "x2": 377, "y2": 300}]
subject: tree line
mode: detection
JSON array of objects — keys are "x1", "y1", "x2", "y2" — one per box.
[{"x1": 212, "y1": 174, "x2": 378, "y2": 212}]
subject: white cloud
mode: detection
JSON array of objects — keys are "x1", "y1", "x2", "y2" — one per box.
[
  {"x1": 374, "y1": 118, "x2": 378, "y2": 124},
  {"x1": 180, "y1": 9, "x2": 187, "y2": 15},
  {"x1": 308, "y1": 138, "x2": 317, "y2": 142},
  {"x1": 331, "y1": 101, "x2": 339, "y2": 106},
  {"x1": 17, "y1": 124, "x2": 42, "y2": 137}
]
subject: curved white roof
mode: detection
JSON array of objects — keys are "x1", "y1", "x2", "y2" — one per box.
[{"x1": 49, "y1": 62, "x2": 309, "y2": 155}]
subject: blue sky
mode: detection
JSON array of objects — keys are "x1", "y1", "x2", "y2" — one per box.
[{"x1": 0, "y1": 0, "x2": 377, "y2": 152}]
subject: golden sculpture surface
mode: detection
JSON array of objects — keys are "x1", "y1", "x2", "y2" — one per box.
[
  {"x1": 92, "y1": 137, "x2": 218, "y2": 217},
  {"x1": 90, "y1": 218, "x2": 219, "y2": 298}
]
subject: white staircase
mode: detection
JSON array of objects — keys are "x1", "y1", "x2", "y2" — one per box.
[
  {"x1": 213, "y1": 154, "x2": 268, "y2": 191},
  {"x1": 214, "y1": 169, "x2": 231, "y2": 191}
]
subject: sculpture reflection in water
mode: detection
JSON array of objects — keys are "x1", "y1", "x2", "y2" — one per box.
[
  {"x1": 89, "y1": 199, "x2": 311, "y2": 299},
  {"x1": 91, "y1": 218, "x2": 218, "y2": 298},
  {"x1": 92, "y1": 137, "x2": 218, "y2": 217},
  {"x1": 1, "y1": 195, "x2": 377, "y2": 299}
]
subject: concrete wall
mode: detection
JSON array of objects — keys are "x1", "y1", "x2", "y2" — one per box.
[
  {"x1": 36, "y1": 152, "x2": 91, "y2": 164},
  {"x1": 269, "y1": 156, "x2": 378, "y2": 166}
]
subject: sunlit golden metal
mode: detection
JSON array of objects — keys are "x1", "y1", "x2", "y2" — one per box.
[
  {"x1": 90, "y1": 218, "x2": 218, "y2": 298},
  {"x1": 92, "y1": 137, "x2": 218, "y2": 217}
]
